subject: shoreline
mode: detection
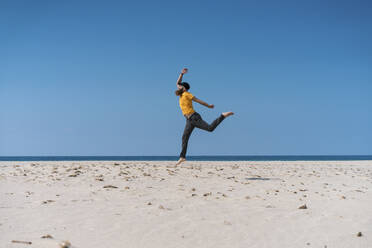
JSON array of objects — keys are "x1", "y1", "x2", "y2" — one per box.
[
  {"x1": 1, "y1": 155, "x2": 372, "y2": 163},
  {"x1": 1, "y1": 159, "x2": 372, "y2": 163}
]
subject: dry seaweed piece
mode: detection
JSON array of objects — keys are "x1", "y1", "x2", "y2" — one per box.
[
  {"x1": 41, "y1": 234, "x2": 53, "y2": 239},
  {"x1": 103, "y1": 185, "x2": 118, "y2": 189}
]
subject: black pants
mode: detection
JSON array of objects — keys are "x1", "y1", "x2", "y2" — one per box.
[{"x1": 180, "y1": 112, "x2": 225, "y2": 158}]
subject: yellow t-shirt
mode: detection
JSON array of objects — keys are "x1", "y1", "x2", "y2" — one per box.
[{"x1": 179, "y1": 91, "x2": 195, "y2": 115}]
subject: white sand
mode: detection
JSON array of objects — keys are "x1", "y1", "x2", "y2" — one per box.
[{"x1": 1, "y1": 161, "x2": 371, "y2": 248}]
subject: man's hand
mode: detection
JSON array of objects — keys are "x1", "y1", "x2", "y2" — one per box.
[
  {"x1": 181, "y1": 68, "x2": 188, "y2": 74},
  {"x1": 208, "y1": 104, "x2": 215, "y2": 109}
]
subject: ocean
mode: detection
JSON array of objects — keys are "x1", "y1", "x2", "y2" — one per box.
[{"x1": 0, "y1": 155, "x2": 371, "y2": 161}]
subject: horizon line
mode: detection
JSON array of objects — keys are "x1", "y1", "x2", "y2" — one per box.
[{"x1": 1, "y1": 155, "x2": 371, "y2": 157}]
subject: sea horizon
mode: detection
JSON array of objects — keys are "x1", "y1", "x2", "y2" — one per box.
[{"x1": 1, "y1": 155, "x2": 371, "y2": 162}]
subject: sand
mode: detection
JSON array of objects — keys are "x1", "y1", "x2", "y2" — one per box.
[{"x1": 0, "y1": 160, "x2": 371, "y2": 248}]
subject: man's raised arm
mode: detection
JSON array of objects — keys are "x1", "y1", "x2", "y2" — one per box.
[{"x1": 176, "y1": 68, "x2": 188, "y2": 88}]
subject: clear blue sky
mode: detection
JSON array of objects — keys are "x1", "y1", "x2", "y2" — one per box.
[{"x1": 1, "y1": 0, "x2": 371, "y2": 156}]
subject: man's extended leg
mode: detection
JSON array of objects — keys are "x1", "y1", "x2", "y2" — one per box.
[{"x1": 192, "y1": 113, "x2": 225, "y2": 132}]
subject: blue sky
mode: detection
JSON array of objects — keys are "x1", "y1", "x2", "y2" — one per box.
[{"x1": 1, "y1": 0, "x2": 371, "y2": 156}]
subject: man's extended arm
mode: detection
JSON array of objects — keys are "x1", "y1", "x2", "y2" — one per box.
[{"x1": 193, "y1": 97, "x2": 214, "y2": 109}]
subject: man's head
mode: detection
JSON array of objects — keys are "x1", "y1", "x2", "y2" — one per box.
[{"x1": 175, "y1": 82, "x2": 190, "y2": 96}]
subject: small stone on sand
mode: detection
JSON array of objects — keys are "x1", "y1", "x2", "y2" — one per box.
[
  {"x1": 59, "y1": 240, "x2": 71, "y2": 248},
  {"x1": 298, "y1": 204, "x2": 307, "y2": 209}
]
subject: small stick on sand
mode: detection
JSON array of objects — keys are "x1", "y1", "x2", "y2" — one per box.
[{"x1": 11, "y1": 240, "x2": 32, "y2": 245}]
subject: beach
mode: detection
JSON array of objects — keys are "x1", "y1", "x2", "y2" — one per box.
[{"x1": 1, "y1": 160, "x2": 371, "y2": 248}]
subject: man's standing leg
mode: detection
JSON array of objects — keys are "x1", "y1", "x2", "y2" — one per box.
[{"x1": 177, "y1": 119, "x2": 195, "y2": 164}]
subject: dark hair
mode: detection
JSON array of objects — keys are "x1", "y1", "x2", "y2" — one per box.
[{"x1": 181, "y1": 82, "x2": 190, "y2": 90}]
